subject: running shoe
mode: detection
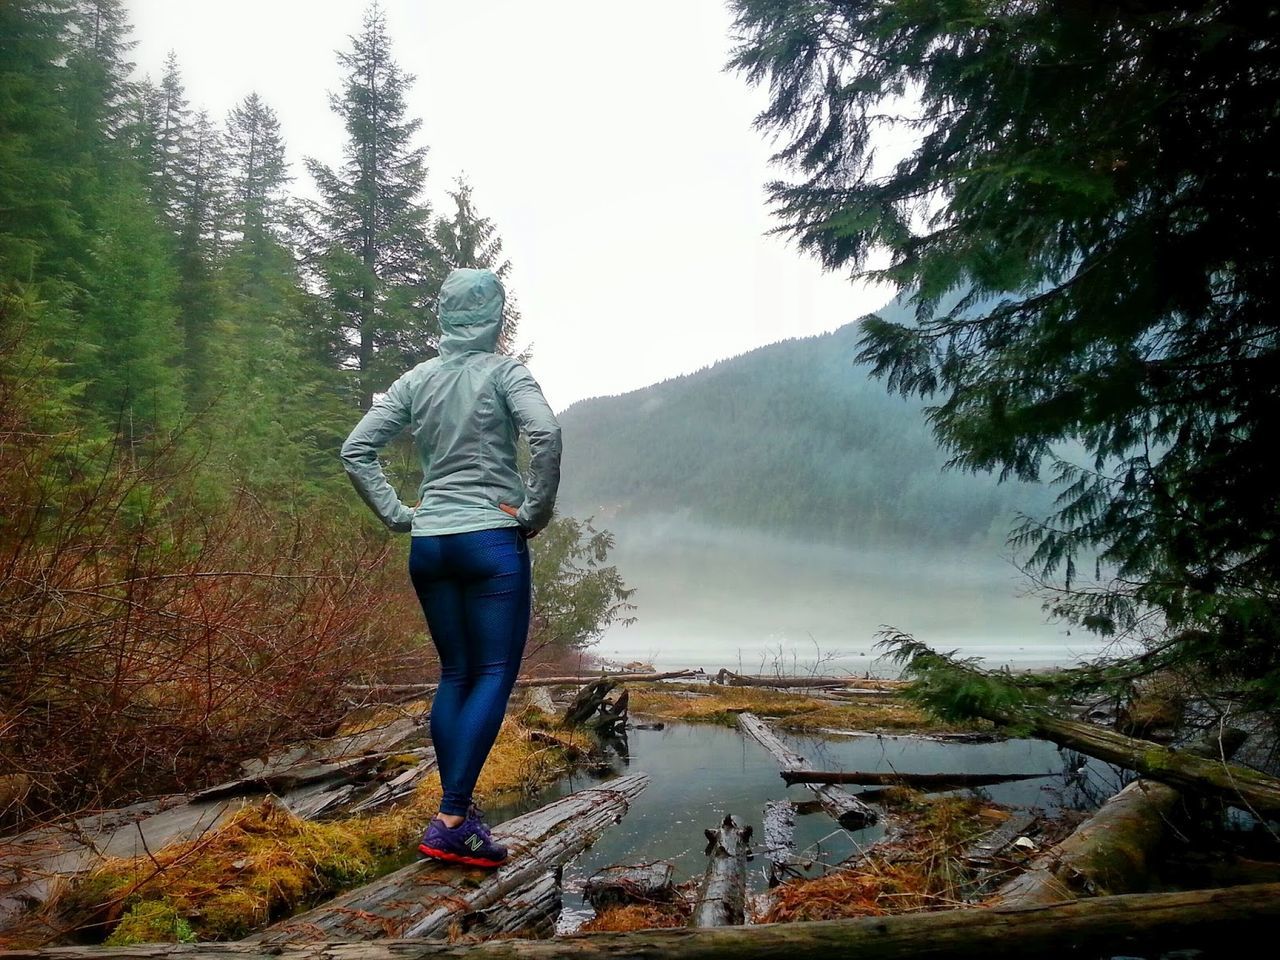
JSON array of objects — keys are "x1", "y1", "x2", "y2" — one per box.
[{"x1": 417, "y1": 811, "x2": 508, "y2": 867}]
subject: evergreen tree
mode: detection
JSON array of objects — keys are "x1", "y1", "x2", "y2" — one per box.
[
  {"x1": 729, "y1": 1, "x2": 1280, "y2": 707},
  {"x1": 64, "y1": 0, "x2": 135, "y2": 163},
  {"x1": 429, "y1": 177, "x2": 520, "y2": 356},
  {"x1": 303, "y1": 1, "x2": 433, "y2": 410},
  {"x1": 224, "y1": 92, "x2": 289, "y2": 259}
]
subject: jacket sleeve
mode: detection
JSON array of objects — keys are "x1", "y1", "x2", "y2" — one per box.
[
  {"x1": 501, "y1": 361, "x2": 563, "y2": 531},
  {"x1": 339, "y1": 376, "x2": 415, "y2": 533}
]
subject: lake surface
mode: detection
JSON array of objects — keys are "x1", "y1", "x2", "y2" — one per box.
[
  {"x1": 579, "y1": 518, "x2": 1119, "y2": 674},
  {"x1": 479, "y1": 719, "x2": 1126, "y2": 931}
]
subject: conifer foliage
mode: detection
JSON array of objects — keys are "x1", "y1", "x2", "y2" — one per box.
[{"x1": 729, "y1": 1, "x2": 1280, "y2": 707}]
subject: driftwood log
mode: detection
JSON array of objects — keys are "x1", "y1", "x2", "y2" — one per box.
[
  {"x1": 713, "y1": 670, "x2": 851, "y2": 689},
  {"x1": 779, "y1": 770, "x2": 1052, "y2": 788},
  {"x1": 447, "y1": 869, "x2": 562, "y2": 940},
  {"x1": 992, "y1": 728, "x2": 1248, "y2": 907},
  {"x1": 974, "y1": 706, "x2": 1280, "y2": 815},
  {"x1": 7, "y1": 883, "x2": 1280, "y2": 960},
  {"x1": 562, "y1": 680, "x2": 629, "y2": 735},
  {"x1": 737, "y1": 712, "x2": 876, "y2": 828},
  {"x1": 344, "y1": 671, "x2": 697, "y2": 697},
  {"x1": 0, "y1": 720, "x2": 426, "y2": 932},
  {"x1": 689, "y1": 815, "x2": 753, "y2": 928},
  {"x1": 582, "y1": 863, "x2": 675, "y2": 912},
  {"x1": 252, "y1": 774, "x2": 648, "y2": 943},
  {"x1": 761, "y1": 800, "x2": 808, "y2": 887}
]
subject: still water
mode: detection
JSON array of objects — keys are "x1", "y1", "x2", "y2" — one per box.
[{"x1": 480, "y1": 719, "x2": 1125, "y2": 929}]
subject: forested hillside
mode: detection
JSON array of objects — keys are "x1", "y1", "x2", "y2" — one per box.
[
  {"x1": 557, "y1": 304, "x2": 1052, "y2": 548},
  {"x1": 0, "y1": 0, "x2": 630, "y2": 823}
]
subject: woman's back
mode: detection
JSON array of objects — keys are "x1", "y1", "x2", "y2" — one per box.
[{"x1": 340, "y1": 268, "x2": 562, "y2": 536}]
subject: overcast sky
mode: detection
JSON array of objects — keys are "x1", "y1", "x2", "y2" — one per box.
[{"x1": 124, "y1": 0, "x2": 897, "y2": 412}]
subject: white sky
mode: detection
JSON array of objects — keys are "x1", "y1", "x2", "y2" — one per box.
[{"x1": 124, "y1": 0, "x2": 898, "y2": 412}]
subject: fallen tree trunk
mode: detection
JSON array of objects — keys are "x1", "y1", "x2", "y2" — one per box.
[
  {"x1": 0, "y1": 720, "x2": 426, "y2": 933},
  {"x1": 689, "y1": 815, "x2": 752, "y2": 927},
  {"x1": 779, "y1": 770, "x2": 1052, "y2": 788},
  {"x1": 713, "y1": 670, "x2": 855, "y2": 689},
  {"x1": 10, "y1": 883, "x2": 1280, "y2": 960},
  {"x1": 737, "y1": 713, "x2": 876, "y2": 828},
  {"x1": 448, "y1": 869, "x2": 562, "y2": 940},
  {"x1": 251, "y1": 774, "x2": 649, "y2": 943},
  {"x1": 985, "y1": 710, "x2": 1280, "y2": 816},
  {"x1": 583, "y1": 863, "x2": 674, "y2": 912},
  {"x1": 992, "y1": 728, "x2": 1248, "y2": 907},
  {"x1": 344, "y1": 671, "x2": 697, "y2": 697},
  {"x1": 761, "y1": 800, "x2": 808, "y2": 887}
]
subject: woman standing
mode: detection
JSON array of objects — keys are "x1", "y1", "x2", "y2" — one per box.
[{"x1": 340, "y1": 267, "x2": 562, "y2": 867}]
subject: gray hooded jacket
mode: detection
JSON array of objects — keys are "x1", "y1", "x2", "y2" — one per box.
[{"x1": 340, "y1": 268, "x2": 562, "y2": 536}]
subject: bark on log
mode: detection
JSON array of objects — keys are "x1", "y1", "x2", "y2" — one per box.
[
  {"x1": 563, "y1": 680, "x2": 619, "y2": 728},
  {"x1": 582, "y1": 863, "x2": 674, "y2": 911},
  {"x1": 689, "y1": 815, "x2": 752, "y2": 928},
  {"x1": 251, "y1": 774, "x2": 648, "y2": 943},
  {"x1": 737, "y1": 713, "x2": 876, "y2": 828},
  {"x1": 992, "y1": 728, "x2": 1248, "y2": 907},
  {"x1": 779, "y1": 770, "x2": 1052, "y2": 788},
  {"x1": 7, "y1": 883, "x2": 1280, "y2": 960}
]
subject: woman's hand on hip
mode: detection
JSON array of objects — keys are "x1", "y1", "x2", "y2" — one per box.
[{"x1": 500, "y1": 503, "x2": 537, "y2": 539}]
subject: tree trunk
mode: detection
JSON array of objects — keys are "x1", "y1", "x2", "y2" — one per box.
[
  {"x1": 986, "y1": 711, "x2": 1280, "y2": 815},
  {"x1": 779, "y1": 770, "x2": 1051, "y2": 788},
  {"x1": 583, "y1": 863, "x2": 674, "y2": 912},
  {"x1": 13, "y1": 883, "x2": 1280, "y2": 960},
  {"x1": 713, "y1": 669, "x2": 860, "y2": 689},
  {"x1": 737, "y1": 712, "x2": 876, "y2": 828},
  {"x1": 250, "y1": 774, "x2": 648, "y2": 943},
  {"x1": 991, "y1": 728, "x2": 1248, "y2": 907},
  {"x1": 689, "y1": 815, "x2": 753, "y2": 928},
  {"x1": 761, "y1": 800, "x2": 808, "y2": 887}
]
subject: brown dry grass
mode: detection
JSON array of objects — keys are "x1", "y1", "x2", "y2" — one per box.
[
  {"x1": 626, "y1": 682, "x2": 976, "y2": 734},
  {"x1": 755, "y1": 793, "x2": 1011, "y2": 923},
  {"x1": 578, "y1": 900, "x2": 691, "y2": 932}
]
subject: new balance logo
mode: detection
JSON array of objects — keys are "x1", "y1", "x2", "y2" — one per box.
[{"x1": 465, "y1": 834, "x2": 483, "y2": 851}]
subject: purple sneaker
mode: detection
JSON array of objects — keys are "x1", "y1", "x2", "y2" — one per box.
[{"x1": 418, "y1": 809, "x2": 508, "y2": 867}]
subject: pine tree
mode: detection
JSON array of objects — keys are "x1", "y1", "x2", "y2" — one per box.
[
  {"x1": 729, "y1": 1, "x2": 1280, "y2": 708},
  {"x1": 303, "y1": 1, "x2": 433, "y2": 410},
  {"x1": 429, "y1": 177, "x2": 520, "y2": 356},
  {"x1": 224, "y1": 92, "x2": 288, "y2": 258},
  {"x1": 64, "y1": 0, "x2": 135, "y2": 163}
]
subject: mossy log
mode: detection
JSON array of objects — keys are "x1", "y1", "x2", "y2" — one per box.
[
  {"x1": 991, "y1": 728, "x2": 1248, "y2": 907},
  {"x1": 0, "y1": 721, "x2": 425, "y2": 932},
  {"x1": 988, "y1": 710, "x2": 1280, "y2": 815},
  {"x1": 7, "y1": 883, "x2": 1280, "y2": 960},
  {"x1": 251, "y1": 774, "x2": 649, "y2": 943},
  {"x1": 689, "y1": 815, "x2": 752, "y2": 928},
  {"x1": 779, "y1": 770, "x2": 1051, "y2": 788},
  {"x1": 736, "y1": 713, "x2": 876, "y2": 828}
]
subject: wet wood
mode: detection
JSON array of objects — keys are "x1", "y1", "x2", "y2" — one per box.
[
  {"x1": 251, "y1": 774, "x2": 649, "y2": 943},
  {"x1": 582, "y1": 863, "x2": 674, "y2": 911},
  {"x1": 449, "y1": 869, "x2": 561, "y2": 940},
  {"x1": 9, "y1": 883, "x2": 1280, "y2": 959},
  {"x1": 992, "y1": 728, "x2": 1248, "y2": 907},
  {"x1": 689, "y1": 815, "x2": 752, "y2": 928},
  {"x1": 0, "y1": 721, "x2": 425, "y2": 931},
  {"x1": 713, "y1": 669, "x2": 853, "y2": 689},
  {"x1": 779, "y1": 770, "x2": 1052, "y2": 788},
  {"x1": 344, "y1": 671, "x2": 696, "y2": 697},
  {"x1": 737, "y1": 712, "x2": 876, "y2": 828},
  {"x1": 563, "y1": 680, "x2": 619, "y2": 728},
  {"x1": 761, "y1": 800, "x2": 807, "y2": 887},
  {"x1": 982, "y1": 708, "x2": 1280, "y2": 815}
]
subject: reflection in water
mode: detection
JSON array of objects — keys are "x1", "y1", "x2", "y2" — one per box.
[{"x1": 475, "y1": 720, "x2": 1125, "y2": 931}]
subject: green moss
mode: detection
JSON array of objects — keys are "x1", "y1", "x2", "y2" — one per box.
[{"x1": 104, "y1": 901, "x2": 196, "y2": 945}]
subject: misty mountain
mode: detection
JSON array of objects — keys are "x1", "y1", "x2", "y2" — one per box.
[{"x1": 556, "y1": 303, "x2": 1053, "y2": 549}]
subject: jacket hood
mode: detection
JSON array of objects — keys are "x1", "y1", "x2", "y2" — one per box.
[{"x1": 438, "y1": 267, "x2": 505, "y2": 358}]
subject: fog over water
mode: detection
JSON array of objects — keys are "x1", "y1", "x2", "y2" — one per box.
[{"x1": 581, "y1": 514, "x2": 1114, "y2": 675}]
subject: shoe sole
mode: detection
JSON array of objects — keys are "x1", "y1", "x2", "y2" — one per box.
[{"x1": 418, "y1": 843, "x2": 507, "y2": 868}]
